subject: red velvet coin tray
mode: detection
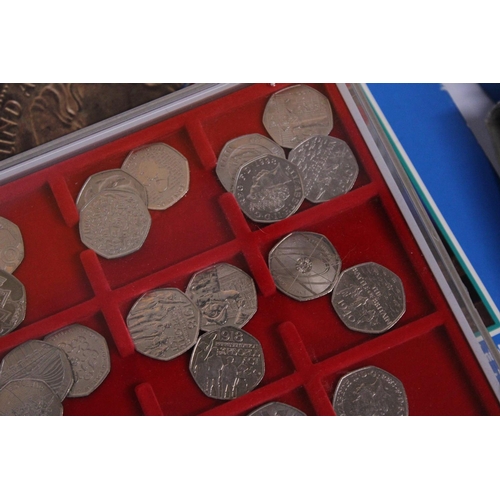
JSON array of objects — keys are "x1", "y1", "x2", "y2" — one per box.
[{"x1": 1, "y1": 83, "x2": 498, "y2": 416}]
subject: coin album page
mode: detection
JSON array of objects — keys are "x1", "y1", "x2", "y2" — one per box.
[{"x1": 0, "y1": 83, "x2": 498, "y2": 416}]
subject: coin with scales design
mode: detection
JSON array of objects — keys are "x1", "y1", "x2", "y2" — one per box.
[
  {"x1": 44, "y1": 324, "x2": 110, "y2": 397},
  {"x1": 269, "y1": 232, "x2": 342, "y2": 301},
  {"x1": 331, "y1": 262, "x2": 405, "y2": 334},
  {"x1": 0, "y1": 216, "x2": 24, "y2": 273},
  {"x1": 263, "y1": 85, "x2": 334, "y2": 149},
  {"x1": 0, "y1": 379, "x2": 63, "y2": 416},
  {"x1": 127, "y1": 288, "x2": 200, "y2": 361},
  {"x1": 333, "y1": 366, "x2": 408, "y2": 416},
  {"x1": 189, "y1": 326, "x2": 265, "y2": 400}
]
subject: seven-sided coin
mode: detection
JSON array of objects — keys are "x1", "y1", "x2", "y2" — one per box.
[
  {"x1": 189, "y1": 326, "x2": 265, "y2": 400},
  {"x1": 233, "y1": 155, "x2": 304, "y2": 223},
  {"x1": 0, "y1": 340, "x2": 74, "y2": 400},
  {"x1": 0, "y1": 269, "x2": 26, "y2": 337},
  {"x1": 288, "y1": 135, "x2": 359, "y2": 203},
  {"x1": 76, "y1": 169, "x2": 148, "y2": 212},
  {"x1": 186, "y1": 263, "x2": 257, "y2": 332},
  {"x1": 333, "y1": 366, "x2": 408, "y2": 416},
  {"x1": 0, "y1": 216, "x2": 24, "y2": 273},
  {"x1": 0, "y1": 379, "x2": 63, "y2": 416},
  {"x1": 331, "y1": 262, "x2": 406, "y2": 334},
  {"x1": 249, "y1": 401, "x2": 306, "y2": 416},
  {"x1": 121, "y1": 143, "x2": 189, "y2": 210},
  {"x1": 127, "y1": 288, "x2": 200, "y2": 361},
  {"x1": 263, "y1": 85, "x2": 334, "y2": 149},
  {"x1": 216, "y1": 134, "x2": 286, "y2": 192},
  {"x1": 44, "y1": 324, "x2": 110, "y2": 398},
  {"x1": 79, "y1": 190, "x2": 151, "y2": 259},
  {"x1": 269, "y1": 232, "x2": 341, "y2": 301}
]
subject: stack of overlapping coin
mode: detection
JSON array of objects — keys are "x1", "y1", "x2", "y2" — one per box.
[
  {"x1": 268, "y1": 231, "x2": 406, "y2": 334},
  {"x1": 0, "y1": 216, "x2": 26, "y2": 338},
  {"x1": 78, "y1": 143, "x2": 189, "y2": 259},
  {"x1": 0, "y1": 324, "x2": 110, "y2": 415},
  {"x1": 216, "y1": 85, "x2": 359, "y2": 224},
  {"x1": 126, "y1": 262, "x2": 265, "y2": 401}
]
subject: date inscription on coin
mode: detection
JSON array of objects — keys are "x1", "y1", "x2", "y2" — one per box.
[{"x1": 189, "y1": 326, "x2": 264, "y2": 400}]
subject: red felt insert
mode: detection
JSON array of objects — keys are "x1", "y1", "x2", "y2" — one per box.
[{"x1": 0, "y1": 83, "x2": 498, "y2": 415}]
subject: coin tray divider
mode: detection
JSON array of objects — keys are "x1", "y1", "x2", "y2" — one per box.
[{"x1": 0, "y1": 83, "x2": 499, "y2": 415}]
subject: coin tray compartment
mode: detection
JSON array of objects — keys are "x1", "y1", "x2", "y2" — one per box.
[{"x1": 0, "y1": 83, "x2": 499, "y2": 415}]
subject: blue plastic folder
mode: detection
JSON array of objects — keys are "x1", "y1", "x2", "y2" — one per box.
[{"x1": 367, "y1": 84, "x2": 500, "y2": 346}]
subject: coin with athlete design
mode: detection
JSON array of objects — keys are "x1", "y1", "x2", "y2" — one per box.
[
  {"x1": 333, "y1": 366, "x2": 408, "y2": 416},
  {"x1": 76, "y1": 169, "x2": 148, "y2": 212},
  {"x1": 0, "y1": 269, "x2": 26, "y2": 337},
  {"x1": 189, "y1": 326, "x2": 264, "y2": 400},
  {"x1": 249, "y1": 401, "x2": 306, "y2": 416},
  {"x1": 121, "y1": 143, "x2": 189, "y2": 210},
  {"x1": 269, "y1": 232, "x2": 341, "y2": 301},
  {"x1": 0, "y1": 340, "x2": 74, "y2": 400},
  {"x1": 216, "y1": 134, "x2": 286, "y2": 192},
  {"x1": 0, "y1": 379, "x2": 63, "y2": 416},
  {"x1": 288, "y1": 135, "x2": 359, "y2": 203},
  {"x1": 127, "y1": 288, "x2": 200, "y2": 361},
  {"x1": 331, "y1": 262, "x2": 405, "y2": 334},
  {"x1": 44, "y1": 325, "x2": 110, "y2": 397},
  {"x1": 186, "y1": 263, "x2": 257, "y2": 332},
  {"x1": 233, "y1": 155, "x2": 304, "y2": 223},
  {"x1": 263, "y1": 85, "x2": 334, "y2": 149},
  {"x1": 0, "y1": 216, "x2": 24, "y2": 273}
]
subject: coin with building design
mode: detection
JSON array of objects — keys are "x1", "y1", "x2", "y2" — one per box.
[
  {"x1": 185, "y1": 263, "x2": 257, "y2": 332},
  {"x1": 189, "y1": 326, "x2": 264, "y2": 400},
  {"x1": 331, "y1": 262, "x2": 405, "y2": 334}
]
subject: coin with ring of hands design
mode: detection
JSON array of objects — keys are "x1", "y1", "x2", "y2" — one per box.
[
  {"x1": 333, "y1": 366, "x2": 408, "y2": 416},
  {"x1": 189, "y1": 326, "x2": 265, "y2": 400},
  {"x1": 331, "y1": 262, "x2": 405, "y2": 334},
  {"x1": 269, "y1": 232, "x2": 342, "y2": 301}
]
